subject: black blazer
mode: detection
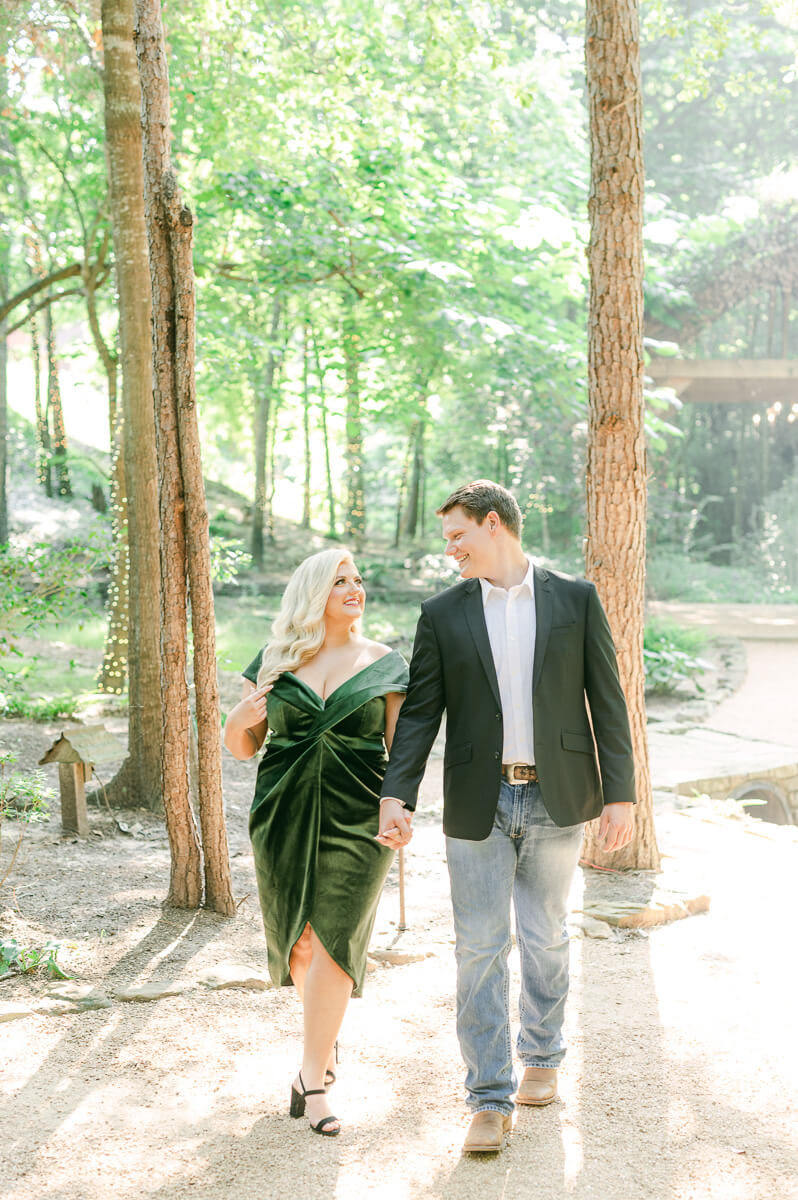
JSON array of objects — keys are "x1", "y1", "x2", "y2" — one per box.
[{"x1": 381, "y1": 564, "x2": 636, "y2": 840}]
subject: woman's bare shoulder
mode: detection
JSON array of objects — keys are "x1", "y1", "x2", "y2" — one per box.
[{"x1": 360, "y1": 637, "x2": 395, "y2": 663}]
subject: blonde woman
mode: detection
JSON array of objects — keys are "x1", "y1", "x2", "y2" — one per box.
[{"x1": 224, "y1": 549, "x2": 409, "y2": 1137}]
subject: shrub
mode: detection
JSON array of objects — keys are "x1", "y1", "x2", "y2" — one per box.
[{"x1": 643, "y1": 621, "x2": 712, "y2": 695}]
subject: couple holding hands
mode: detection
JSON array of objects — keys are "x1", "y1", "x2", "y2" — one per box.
[{"x1": 224, "y1": 479, "x2": 636, "y2": 1155}]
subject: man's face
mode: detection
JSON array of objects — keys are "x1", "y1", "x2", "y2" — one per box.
[{"x1": 441, "y1": 506, "x2": 498, "y2": 578}]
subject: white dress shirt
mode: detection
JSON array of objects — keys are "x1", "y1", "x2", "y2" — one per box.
[{"x1": 480, "y1": 559, "x2": 536, "y2": 764}]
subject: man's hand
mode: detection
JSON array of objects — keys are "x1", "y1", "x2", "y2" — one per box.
[
  {"x1": 598, "y1": 802, "x2": 635, "y2": 852},
  {"x1": 375, "y1": 798, "x2": 413, "y2": 848}
]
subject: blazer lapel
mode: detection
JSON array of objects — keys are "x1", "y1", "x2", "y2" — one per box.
[
  {"x1": 532, "y1": 565, "x2": 553, "y2": 692},
  {"x1": 462, "y1": 579, "x2": 501, "y2": 708}
]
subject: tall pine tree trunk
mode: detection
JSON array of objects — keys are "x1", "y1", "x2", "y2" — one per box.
[
  {"x1": 582, "y1": 0, "x2": 659, "y2": 870},
  {"x1": 101, "y1": 0, "x2": 162, "y2": 809},
  {"x1": 250, "y1": 295, "x2": 281, "y2": 567},
  {"x1": 342, "y1": 293, "x2": 364, "y2": 545},
  {"x1": 135, "y1": 0, "x2": 234, "y2": 914}
]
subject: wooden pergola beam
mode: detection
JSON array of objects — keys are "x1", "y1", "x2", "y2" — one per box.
[
  {"x1": 648, "y1": 359, "x2": 798, "y2": 404},
  {"x1": 648, "y1": 358, "x2": 798, "y2": 382}
]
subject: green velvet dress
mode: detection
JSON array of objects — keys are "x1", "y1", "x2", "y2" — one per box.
[{"x1": 243, "y1": 649, "x2": 409, "y2": 997}]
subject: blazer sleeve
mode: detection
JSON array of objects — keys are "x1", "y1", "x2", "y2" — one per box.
[
  {"x1": 380, "y1": 606, "x2": 446, "y2": 811},
  {"x1": 583, "y1": 584, "x2": 637, "y2": 806}
]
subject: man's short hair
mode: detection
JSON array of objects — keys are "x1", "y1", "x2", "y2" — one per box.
[{"x1": 436, "y1": 480, "x2": 523, "y2": 539}]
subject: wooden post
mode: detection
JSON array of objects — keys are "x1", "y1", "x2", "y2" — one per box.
[
  {"x1": 58, "y1": 763, "x2": 89, "y2": 836},
  {"x1": 398, "y1": 846, "x2": 407, "y2": 932}
]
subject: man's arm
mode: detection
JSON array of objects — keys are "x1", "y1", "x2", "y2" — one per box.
[
  {"x1": 379, "y1": 606, "x2": 446, "y2": 810},
  {"x1": 583, "y1": 584, "x2": 637, "y2": 815}
]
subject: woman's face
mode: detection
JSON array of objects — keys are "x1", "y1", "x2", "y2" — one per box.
[{"x1": 325, "y1": 559, "x2": 365, "y2": 625}]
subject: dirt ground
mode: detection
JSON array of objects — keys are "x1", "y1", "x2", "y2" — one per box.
[{"x1": 2, "y1": 629, "x2": 798, "y2": 1200}]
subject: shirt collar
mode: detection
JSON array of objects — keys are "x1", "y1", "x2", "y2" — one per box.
[{"x1": 479, "y1": 558, "x2": 535, "y2": 602}]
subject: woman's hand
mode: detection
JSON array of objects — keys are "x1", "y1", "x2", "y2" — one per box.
[
  {"x1": 233, "y1": 682, "x2": 271, "y2": 728},
  {"x1": 223, "y1": 682, "x2": 272, "y2": 759},
  {"x1": 375, "y1": 798, "x2": 413, "y2": 848}
]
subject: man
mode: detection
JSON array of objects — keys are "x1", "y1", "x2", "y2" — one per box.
[{"x1": 377, "y1": 480, "x2": 635, "y2": 1154}]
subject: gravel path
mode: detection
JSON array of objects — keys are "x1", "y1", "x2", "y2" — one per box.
[{"x1": 1, "y1": 610, "x2": 797, "y2": 1199}]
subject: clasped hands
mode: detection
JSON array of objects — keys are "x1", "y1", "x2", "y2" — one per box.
[{"x1": 375, "y1": 798, "x2": 413, "y2": 849}]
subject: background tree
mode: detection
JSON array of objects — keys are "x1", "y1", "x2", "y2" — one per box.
[
  {"x1": 582, "y1": 0, "x2": 659, "y2": 870},
  {"x1": 135, "y1": 0, "x2": 234, "y2": 914},
  {"x1": 99, "y1": 0, "x2": 163, "y2": 809}
]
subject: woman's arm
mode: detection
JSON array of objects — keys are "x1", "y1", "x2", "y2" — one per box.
[
  {"x1": 223, "y1": 680, "x2": 271, "y2": 760},
  {"x1": 383, "y1": 691, "x2": 405, "y2": 753}
]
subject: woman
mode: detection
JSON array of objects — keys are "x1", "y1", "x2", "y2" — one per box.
[{"x1": 224, "y1": 549, "x2": 410, "y2": 1137}]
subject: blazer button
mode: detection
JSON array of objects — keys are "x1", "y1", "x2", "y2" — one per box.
[
  {"x1": 495, "y1": 712, "x2": 502, "y2": 721},
  {"x1": 494, "y1": 751, "x2": 500, "y2": 760}
]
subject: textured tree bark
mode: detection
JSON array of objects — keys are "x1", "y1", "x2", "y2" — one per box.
[
  {"x1": 583, "y1": 0, "x2": 659, "y2": 871},
  {"x1": 100, "y1": 0, "x2": 162, "y2": 810},
  {"x1": 342, "y1": 293, "x2": 364, "y2": 545},
  {"x1": 135, "y1": 0, "x2": 234, "y2": 914}
]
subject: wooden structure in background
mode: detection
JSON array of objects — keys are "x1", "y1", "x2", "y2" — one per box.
[
  {"x1": 648, "y1": 358, "x2": 798, "y2": 406},
  {"x1": 39, "y1": 726, "x2": 124, "y2": 836}
]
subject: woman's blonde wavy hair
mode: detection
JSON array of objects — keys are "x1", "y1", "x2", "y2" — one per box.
[{"x1": 256, "y1": 548, "x2": 358, "y2": 687}]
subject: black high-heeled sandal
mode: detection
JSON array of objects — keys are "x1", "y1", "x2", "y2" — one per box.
[
  {"x1": 325, "y1": 1040, "x2": 339, "y2": 1089},
  {"x1": 289, "y1": 1071, "x2": 341, "y2": 1136}
]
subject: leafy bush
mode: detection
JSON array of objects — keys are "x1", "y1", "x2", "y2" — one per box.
[
  {"x1": 0, "y1": 540, "x2": 104, "y2": 657},
  {"x1": 0, "y1": 753, "x2": 53, "y2": 825},
  {"x1": 643, "y1": 621, "x2": 712, "y2": 695},
  {"x1": 0, "y1": 938, "x2": 70, "y2": 979}
]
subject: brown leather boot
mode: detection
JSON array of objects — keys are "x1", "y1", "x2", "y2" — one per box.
[
  {"x1": 516, "y1": 1066, "x2": 557, "y2": 1106},
  {"x1": 462, "y1": 1110, "x2": 513, "y2": 1153}
]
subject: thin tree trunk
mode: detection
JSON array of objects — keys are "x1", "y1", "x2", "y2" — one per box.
[
  {"x1": 342, "y1": 293, "x2": 364, "y2": 545},
  {"x1": 403, "y1": 416, "x2": 425, "y2": 539},
  {"x1": 301, "y1": 320, "x2": 312, "y2": 529},
  {"x1": 0, "y1": 53, "x2": 10, "y2": 542},
  {"x1": 135, "y1": 0, "x2": 234, "y2": 914},
  {"x1": 310, "y1": 321, "x2": 336, "y2": 538},
  {"x1": 582, "y1": 0, "x2": 659, "y2": 871},
  {"x1": 0, "y1": 300, "x2": 6, "y2": 547},
  {"x1": 86, "y1": 249, "x2": 130, "y2": 695},
  {"x1": 101, "y1": 0, "x2": 162, "y2": 810},
  {"x1": 45, "y1": 304, "x2": 72, "y2": 498},
  {"x1": 393, "y1": 429, "x2": 413, "y2": 549},
  {"x1": 251, "y1": 295, "x2": 281, "y2": 567},
  {"x1": 267, "y1": 392, "x2": 280, "y2": 545},
  {"x1": 29, "y1": 309, "x2": 53, "y2": 496}
]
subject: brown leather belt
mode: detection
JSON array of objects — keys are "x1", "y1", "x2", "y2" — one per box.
[{"x1": 501, "y1": 763, "x2": 538, "y2": 784}]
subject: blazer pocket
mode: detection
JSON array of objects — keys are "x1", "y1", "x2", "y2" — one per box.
[
  {"x1": 561, "y1": 729, "x2": 593, "y2": 755},
  {"x1": 444, "y1": 741, "x2": 472, "y2": 768},
  {"x1": 550, "y1": 621, "x2": 577, "y2": 633}
]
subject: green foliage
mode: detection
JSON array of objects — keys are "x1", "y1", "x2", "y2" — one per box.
[
  {"x1": 0, "y1": 938, "x2": 70, "y2": 979},
  {"x1": 0, "y1": 752, "x2": 53, "y2": 824},
  {"x1": 643, "y1": 620, "x2": 711, "y2": 695},
  {"x1": 209, "y1": 536, "x2": 252, "y2": 584},
  {"x1": 0, "y1": 541, "x2": 103, "y2": 657}
]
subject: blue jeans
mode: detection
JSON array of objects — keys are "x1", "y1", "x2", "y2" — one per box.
[{"x1": 445, "y1": 780, "x2": 584, "y2": 1115}]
